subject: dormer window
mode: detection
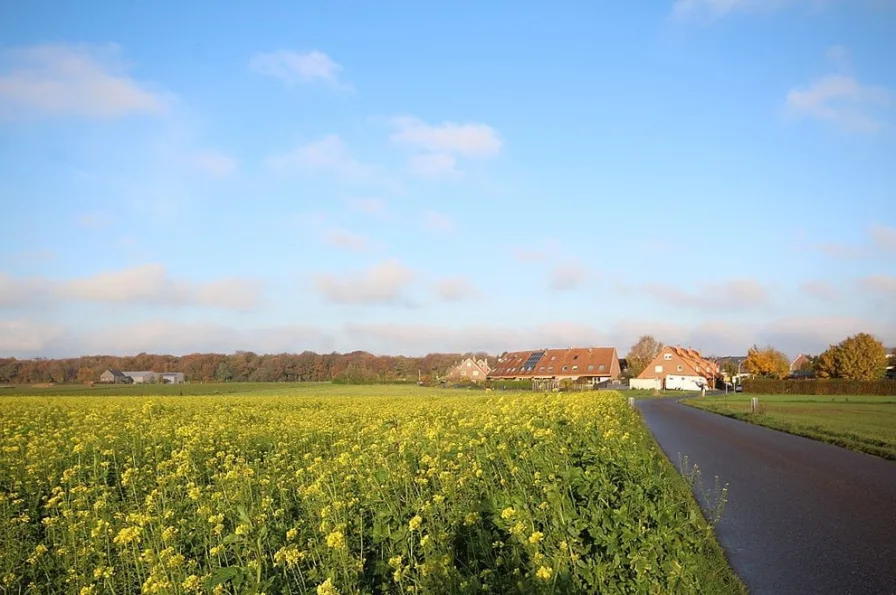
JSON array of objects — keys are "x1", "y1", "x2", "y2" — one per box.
[{"x1": 664, "y1": 354, "x2": 672, "y2": 361}]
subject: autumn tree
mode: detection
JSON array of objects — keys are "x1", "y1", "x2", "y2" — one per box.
[
  {"x1": 743, "y1": 345, "x2": 790, "y2": 379},
  {"x1": 625, "y1": 335, "x2": 664, "y2": 377},
  {"x1": 76, "y1": 367, "x2": 95, "y2": 384},
  {"x1": 815, "y1": 333, "x2": 887, "y2": 380}
]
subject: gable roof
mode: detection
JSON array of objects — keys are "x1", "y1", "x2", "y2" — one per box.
[
  {"x1": 104, "y1": 369, "x2": 128, "y2": 378},
  {"x1": 636, "y1": 346, "x2": 719, "y2": 380},
  {"x1": 489, "y1": 347, "x2": 618, "y2": 378}
]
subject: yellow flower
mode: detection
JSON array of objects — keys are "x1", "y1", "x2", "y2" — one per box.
[
  {"x1": 408, "y1": 515, "x2": 422, "y2": 531},
  {"x1": 529, "y1": 531, "x2": 544, "y2": 544},
  {"x1": 536, "y1": 566, "x2": 553, "y2": 581},
  {"x1": 317, "y1": 578, "x2": 340, "y2": 595},
  {"x1": 501, "y1": 507, "x2": 515, "y2": 519},
  {"x1": 326, "y1": 531, "x2": 345, "y2": 549},
  {"x1": 113, "y1": 526, "x2": 142, "y2": 546}
]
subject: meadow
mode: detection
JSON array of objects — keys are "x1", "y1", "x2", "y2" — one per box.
[
  {"x1": 0, "y1": 385, "x2": 743, "y2": 594},
  {"x1": 685, "y1": 393, "x2": 896, "y2": 460}
]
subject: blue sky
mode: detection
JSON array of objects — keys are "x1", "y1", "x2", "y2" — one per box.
[{"x1": 1, "y1": 0, "x2": 894, "y2": 358}]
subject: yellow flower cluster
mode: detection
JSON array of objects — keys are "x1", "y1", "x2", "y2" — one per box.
[{"x1": 0, "y1": 385, "x2": 732, "y2": 594}]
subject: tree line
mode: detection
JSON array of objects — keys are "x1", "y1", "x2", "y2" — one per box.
[
  {"x1": 743, "y1": 332, "x2": 892, "y2": 380},
  {"x1": 0, "y1": 350, "x2": 494, "y2": 385}
]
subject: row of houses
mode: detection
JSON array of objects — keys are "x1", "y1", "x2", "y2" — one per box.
[
  {"x1": 99, "y1": 369, "x2": 185, "y2": 384},
  {"x1": 445, "y1": 345, "x2": 728, "y2": 390}
]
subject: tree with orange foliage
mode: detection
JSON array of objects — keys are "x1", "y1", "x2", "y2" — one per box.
[{"x1": 743, "y1": 345, "x2": 790, "y2": 379}]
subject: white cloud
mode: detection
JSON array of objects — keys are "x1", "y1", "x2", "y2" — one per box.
[
  {"x1": 314, "y1": 259, "x2": 415, "y2": 306},
  {"x1": 409, "y1": 153, "x2": 460, "y2": 177},
  {"x1": 859, "y1": 274, "x2": 896, "y2": 296},
  {"x1": 348, "y1": 198, "x2": 387, "y2": 217},
  {"x1": 0, "y1": 265, "x2": 261, "y2": 311},
  {"x1": 267, "y1": 135, "x2": 372, "y2": 180},
  {"x1": 0, "y1": 44, "x2": 166, "y2": 118},
  {"x1": 76, "y1": 211, "x2": 112, "y2": 229},
  {"x1": 390, "y1": 116, "x2": 502, "y2": 157},
  {"x1": 550, "y1": 264, "x2": 588, "y2": 291},
  {"x1": 423, "y1": 211, "x2": 456, "y2": 234},
  {"x1": 643, "y1": 278, "x2": 769, "y2": 310},
  {"x1": 870, "y1": 224, "x2": 896, "y2": 252},
  {"x1": 432, "y1": 277, "x2": 482, "y2": 302},
  {"x1": 249, "y1": 50, "x2": 346, "y2": 87},
  {"x1": 325, "y1": 228, "x2": 369, "y2": 252},
  {"x1": 672, "y1": 0, "x2": 830, "y2": 18},
  {"x1": 800, "y1": 280, "x2": 838, "y2": 300},
  {"x1": 785, "y1": 72, "x2": 891, "y2": 133},
  {"x1": 191, "y1": 151, "x2": 238, "y2": 177},
  {"x1": 0, "y1": 319, "x2": 66, "y2": 353}
]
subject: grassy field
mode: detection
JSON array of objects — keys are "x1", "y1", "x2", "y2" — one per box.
[
  {"x1": 0, "y1": 385, "x2": 744, "y2": 594},
  {"x1": 684, "y1": 393, "x2": 896, "y2": 460}
]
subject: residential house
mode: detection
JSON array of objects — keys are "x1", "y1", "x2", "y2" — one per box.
[
  {"x1": 445, "y1": 357, "x2": 492, "y2": 383},
  {"x1": 122, "y1": 371, "x2": 161, "y2": 384},
  {"x1": 488, "y1": 347, "x2": 621, "y2": 390},
  {"x1": 161, "y1": 372, "x2": 186, "y2": 384},
  {"x1": 712, "y1": 356, "x2": 748, "y2": 383},
  {"x1": 99, "y1": 369, "x2": 133, "y2": 384},
  {"x1": 631, "y1": 346, "x2": 720, "y2": 391},
  {"x1": 789, "y1": 353, "x2": 815, "y2": 379}
]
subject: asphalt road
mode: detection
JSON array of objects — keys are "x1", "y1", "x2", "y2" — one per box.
[{"x1": 637, "y1": 398, "x2": 896, "y2": 595}]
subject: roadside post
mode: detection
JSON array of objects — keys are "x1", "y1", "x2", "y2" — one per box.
[
  {"x1": 751, "y1": 397, "x2": 759, "y2": 413},
  {"x1": 628, "y1": 397, "x2": 635, "y2": 408}
]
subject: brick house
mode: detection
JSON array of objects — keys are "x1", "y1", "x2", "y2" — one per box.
[
  {"x1": 445, "y1": 357, "x2": 492, "y2": 383},
  {"x1": 488, "y1": 347, "x2": 621, "y2": 389},
  {"x1": 630, "y1": 346, "x2": 719, "y2": 391},
  {"x1": 790, "y1": 354, "x2": 812, "y2": 372}
]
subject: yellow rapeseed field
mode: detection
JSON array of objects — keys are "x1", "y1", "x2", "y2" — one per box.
[{"x1": 0, "y1": 387, "x2": 742, "y2": 594}]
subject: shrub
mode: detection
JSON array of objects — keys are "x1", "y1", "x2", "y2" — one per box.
[{"x1": 742, "y1": 378, "x2": 896, "y2": 396}]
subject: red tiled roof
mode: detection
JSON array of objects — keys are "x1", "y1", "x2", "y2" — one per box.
[{"x1": 489, "y1": 347, "x2": 618, "y2": 379}]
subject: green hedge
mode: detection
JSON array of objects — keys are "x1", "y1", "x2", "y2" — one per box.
[{"x1": 743, "y1": 378, "x2": 896, "y2": 395}]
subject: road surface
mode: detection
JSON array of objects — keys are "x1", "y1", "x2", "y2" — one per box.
[{"x1": 637, "y1": 397, "x2": 896, "y2": 595}]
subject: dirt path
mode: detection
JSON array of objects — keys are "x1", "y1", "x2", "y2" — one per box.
[{"x1": 637, "y1": 397, "x2": 896, "y2": 595}]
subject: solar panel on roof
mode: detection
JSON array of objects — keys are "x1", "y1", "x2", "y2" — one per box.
[{"x1": 521, "y1": 350, "x2": 545, "y2": 371}]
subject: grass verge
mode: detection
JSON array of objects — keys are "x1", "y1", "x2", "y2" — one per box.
[{"x1": 684, "y1": 393, "x2": 896, "y2": 460}]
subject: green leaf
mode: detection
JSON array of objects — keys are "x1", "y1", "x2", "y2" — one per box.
[{"x1": 205, "y1": 566, "x2": 240, "y2": 588}]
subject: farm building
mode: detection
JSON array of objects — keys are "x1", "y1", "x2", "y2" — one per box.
[
  {"x1": 161, "y1": 372, "x2": 185, "y2": 384},
  {"x1": 488, "y1": 347, "x2": 621, "y2": 390},
  {"x1": 630, "y1": 346, "x2": 720, "y2": 391},
  {"x1": 99, "y1": 369, "x2": 133, "y2": 384},
  {"x1": 445, "y1": 357, "x2": 492, "y2": 383},
  {"x1": 122, "y1": 371, "x2": 161, "y2": 384}
]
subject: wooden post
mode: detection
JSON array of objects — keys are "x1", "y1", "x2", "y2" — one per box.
[
  {"x1": 628, "y1": 397, "x2": 635, "y2": 408},
  {"x1": 751, "y1": 397, "x2": 759, "y2": 413}
]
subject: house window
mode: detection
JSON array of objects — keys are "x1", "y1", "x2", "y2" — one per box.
[
  {"x1": 696, "y1": 365, "x2": 701, "y2": 372},
  {"x1": 562, "y1": 366, "x2": 568, "y2": 371},
  {"x1": 587, "y1": 364, "x2": 594, "y2": 371},
  {"x1": 655, "y1": 365, "x2": 663, "y2": 373},
  {"x1": 473, "y1": 371, "x2": 479, "y2": 376},
  {"x1": 599, "y1": 364, "x2": 606, "y2": 372},
  {"x1": 573, "y1": 355, "x2": 579, "y2": 360},
  {"x1": 462, "y1": 370, "x2": 467, "y2": 376},
  {"x1": 572, "y1": 365, "x2": 578, "y2": 371},
  {"x1": 467, "y1": 362, "x2": 471, "y2": 367},
  {"x1": 664, "y1": 354, "x2": 672, "y2": 361},
  {"x1": 539, "y1": 366, "x2": 545, "y2": 371},
  {"x1": 677, "y1": 365, "x2": 683, "y2": 372},
  {"x1": 548, "y1": 366, "x2": 553, "y2": 372},
  {"x1": 551, "y1": 356, "x2": 556, "y2": 361}
]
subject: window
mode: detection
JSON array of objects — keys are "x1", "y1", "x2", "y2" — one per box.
[
  {"x1": 539, "y1": 366, "x2": 545, "y2": 371},
  {"x1": 573, "y1": 355, "x2": 579, "y2": 360},
  {"x1": 655, "y1": 365, "x2": 663, "y2": 373},
  {"x1": 572, "y1": 365, "x2": 579, "y2": 371},
  {"x1": 462, "y1": 370, "x2": 467, "y2": 376},
  {"x1": 696, "y1": 365, "x2": 701, "y2": 372},
  {"x1": 473, "y1": 370, "x2": 479, "y2": 376},
  {"x1": 551, "y1": 356, "x2": 556, "y2": 361},
  {"x1": 664, "y1": 353, "x2": 672, "y2": 361},
  {"x1": 677, "y1": 365, "x2": 683, "y2": 372},
  {"x1": 562, "y1": 366, "x2": 568, "y2": 371},
  {"x1": 548, "y1": 366, "x2": 553, "y2": 372},
  {"x1": 467, "y1": 362, "x2": 471, "y2": 367},
  {"x1": 587, "y1": 364, "x2": 594, "y2": 371},
  {"x1": 599, "y1": 364, "x2": 606, "y2": 372}
]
